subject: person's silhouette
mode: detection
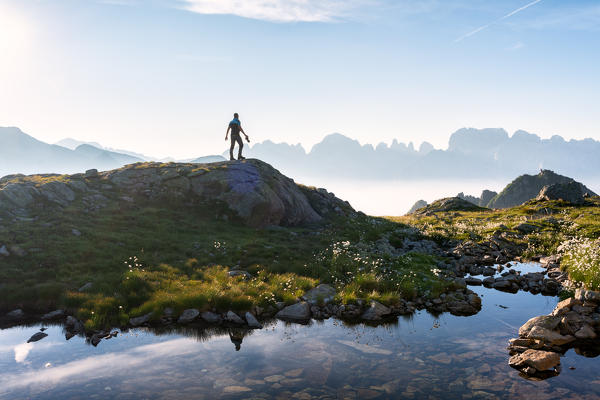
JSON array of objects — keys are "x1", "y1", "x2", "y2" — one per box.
[
  {"x1": 229, "y1": 329, "x2": 246, "y2": 351},
  {"x1": 225, "y1": 113, "x2": 250, "y2": 161}
]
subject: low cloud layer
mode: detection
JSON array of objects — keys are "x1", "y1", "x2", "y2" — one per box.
[{"x1": 178, "y1": 0, "x2": 371, "y2": 22}]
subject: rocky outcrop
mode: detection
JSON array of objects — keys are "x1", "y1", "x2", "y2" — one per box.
[
  {"x1": 457, "y1": 190, "x2": 498, "y2": 207},
  {"x1": 407, "y1": 199, "x2": 428, "y2": 215},
  {"x1": 487, "y1": 169, "x2": 596, "y2": 209},
  {"x1": 0, "y1": 159, "x2": 355, "y2": 228},
  {"x1": 411, "y1": 197, "x2": 487, "y2": 216},
  {"x1": 275, "y1": 302, "x2": 311, "y2": 321},
  {"x1": 508, "y1": 288, "x2": 600, "y2": 377},
  {"x1": 177, "y1": 309, "x2": 200, "y2": 324},
  {"x1": 536, "y1": 182, "x2": 591, "y2": 205},
  {"x1": 301, "y1": 284, "x2": 336, "y2": 305}
]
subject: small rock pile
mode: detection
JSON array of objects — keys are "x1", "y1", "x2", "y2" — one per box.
[{"x1": 508, "y1": 288, "x2": 600, "y2": 377}]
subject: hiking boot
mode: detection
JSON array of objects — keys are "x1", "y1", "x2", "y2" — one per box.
[
  {"x1": 238, "y1": 156, "x2": 246, "y2": 160},
  {"x1": 230, "y1": 157, "x2": 236, "y2": 161}
]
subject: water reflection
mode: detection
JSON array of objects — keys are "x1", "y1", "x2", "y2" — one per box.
[{"x1": 1, "y1": 284, "x2": 599, "y2": 398}]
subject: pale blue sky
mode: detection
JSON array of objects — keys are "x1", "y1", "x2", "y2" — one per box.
[{"x1": 1, "y1": 0, "x2": 598, "y2": 158}]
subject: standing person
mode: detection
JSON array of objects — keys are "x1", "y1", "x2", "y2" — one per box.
[{"x1": 225, "y1": 113, "x2": 250, "y2": 161}]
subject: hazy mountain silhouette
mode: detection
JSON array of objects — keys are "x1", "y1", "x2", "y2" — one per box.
[
  {"x1": 56, "y1": 138, "x2": 155, "y2": 161},
  {"x1": 3, "y1": 126, "x2": 600, "y2": 182},
  {"x1": 246, "y1": 128, "x2": 600, "y2": 181},
  {"x1": 0, "y1": 127, "x2": 143, "y2": 177}
]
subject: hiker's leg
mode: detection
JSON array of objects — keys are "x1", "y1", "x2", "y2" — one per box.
[
  {"x1": 229, "y1": 137, "x2": 235, "y2": 160},
  {"x1": 237, "y1": 136, "x2": 244, "y2": 159}
]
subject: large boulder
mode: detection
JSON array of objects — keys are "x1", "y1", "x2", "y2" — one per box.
[
  {"x1": 301, "y1": 284, "x2": 336, "y2": 305},
  {"x1": 509, "y1": 349, "x2": 560, "y2": 372},
  {"x1": 275, "y1": 302, "x2": 311, "y2": 321},
  {"x1": 177, "y1": 309, "x2": 200, "y2": 324},
  {"x1": 411, "y1": 197, "x2": 487, "y2": 216},
  {"x1": 536, "y1": 182, "x2": 589, "y2": 205},
  {"x1": 188, "y1": 161, "x2": 321, "y2": 227},
  {"x1": 361, "y1": 301, "x2": 391, "y2": 321}
]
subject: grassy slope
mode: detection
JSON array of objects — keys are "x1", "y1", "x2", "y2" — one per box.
[
  {"x1": 391, "y1": 197, "x2": 600, "y2": 290},
  {"x1": 0, "y1": 177, "x2": 454, "y2": 328}
]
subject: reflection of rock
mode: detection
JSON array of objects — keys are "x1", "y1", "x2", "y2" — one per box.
[
  {"x1": 6, "y1": 309, "x2": 24, "y2": 319},
  {"x1": 27, "y1": 332, "x2": 48, "y2": 343}
]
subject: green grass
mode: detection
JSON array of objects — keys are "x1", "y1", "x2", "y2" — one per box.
[
  {"x1": 390, "y1": 197, "x2": 600, "y2": 289},
  {"x1": 0, "y1": 188, "x2": 453, "y2": 328}
]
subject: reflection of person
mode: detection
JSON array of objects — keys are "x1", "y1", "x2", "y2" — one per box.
[
  {"x1": 229, "y1": 329, "x2": 246, "y2": 351},
  {"x1": 225, "y1": 113, "x2": 250, "y2": 161}
]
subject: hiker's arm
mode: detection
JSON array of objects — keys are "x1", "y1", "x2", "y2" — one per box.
[
  {"x1": 225, "y1": 125, "x2": 230, "y2": 140},
  {"x1": 240, "y1": 125, "x2": 249, "y2": 139}
]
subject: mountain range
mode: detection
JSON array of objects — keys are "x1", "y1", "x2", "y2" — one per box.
[
  {"x1": 2, "y1": 126, "x2": 600, "y2": 182},
  {"x1": 245, "y1": 128, "x2": 600, "y2": 181}
]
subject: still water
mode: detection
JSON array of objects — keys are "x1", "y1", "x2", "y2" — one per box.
[{"x1": 1, "y1": 268, "x2": 600, "y2": 399}]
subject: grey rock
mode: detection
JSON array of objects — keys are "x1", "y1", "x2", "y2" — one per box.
[
  {"x1": 41, "y1": 310, "x2": 65, "y2": 320},
  {"x1": 72, "y1": 229, "x2": 82, "y2": 237},
  {"x1": 65, "y1": 316, "x2": 85, "y2": 334},
  {"x1": 0, "y1": 245, "x2": 9, "y2": 257},
  {"x1": 361, "y1": 301, "x2": 391, "y2": 321},
  {"x1": 78, "y1": 282, "x2": 93, "y2": 292},
  {"x1": 519, "y1": 315, "x2": 561, "y2": 337},
  {"x1": 177, "y1": 309, "x2": 200, "y2": 324},
  {"x1": 40, "y1": 181, "x2": 76, "y2": 206},
  {"x1": 27, "y1": 332, "x2": 48, "y2": 343},
  {"x1": 515, "y1": 223, "x2": 540, "y2": 234},
  {"x1": 6, "y1": 309, "x2": 24, "y2": 319},
  {"x1": 276, "y1": 302, "x2": 311, "y2": 321},
  {"x1": 226, "y1": 311, "x2": 245, "y2": 324},
  {"x1": 536, "y1": 182, "x2": 588, "y2": 205},
  {"x1": 228, "y1": 270, "x2": 253, "y2": 280},
  {"x1": 129, "y1": 312, "x2": 153, "y2": 326},
  {"x1": 465, "y1": 277, "x2": 483, "y2": 286},
  {"x1": 301, "y1": 284, "x2": 336, "y2": 305},
  {"x1": 201, "y1": 311, "x2": 222, "y2": 324},
  {"x1": 245, "y1": 312, "x2": 262, "y2": 328},
  {"x1": 509, "y1": 349, "x2": 560, "y2": 372},
  {"x1": 85, "y1": 169, "x2": 99, "y2": 178}
]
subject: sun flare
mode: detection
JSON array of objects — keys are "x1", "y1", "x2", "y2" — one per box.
[{"x1": 0, "y1": 4, "x2": 32, "y2": 55}]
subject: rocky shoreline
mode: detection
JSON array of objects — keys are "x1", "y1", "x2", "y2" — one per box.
[{"x1": 508, "y1": 288, "x2": 600, "y2": 378}]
